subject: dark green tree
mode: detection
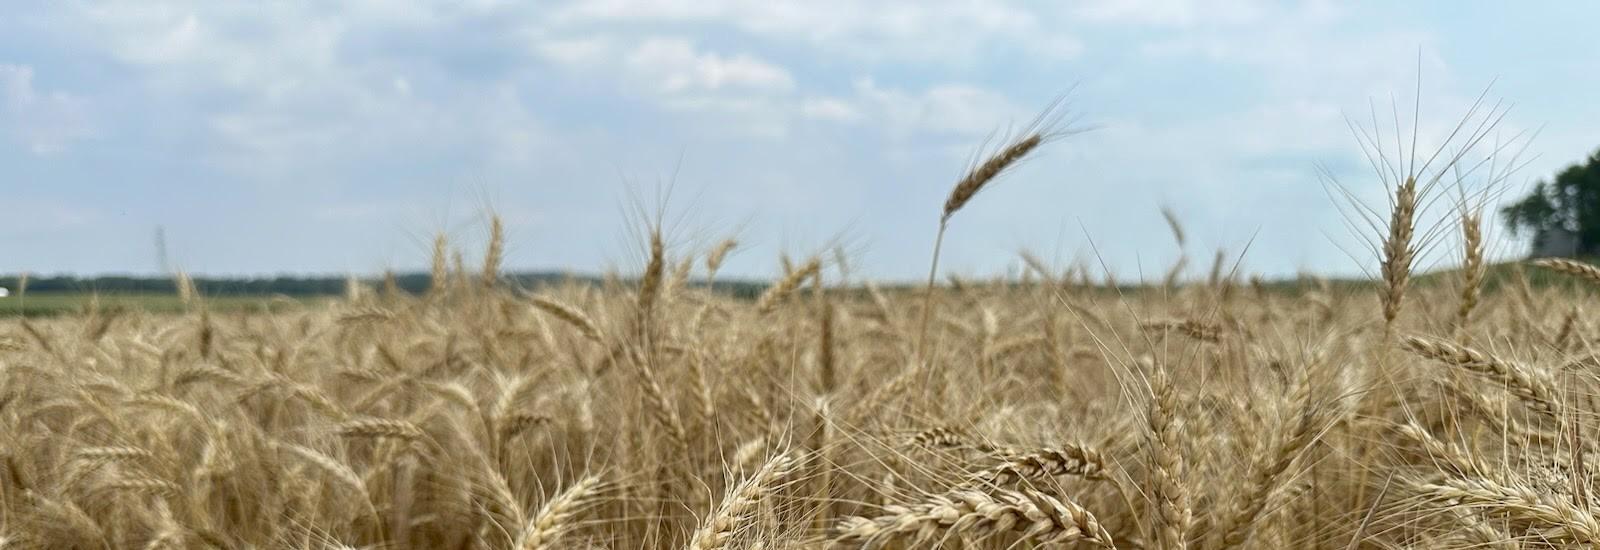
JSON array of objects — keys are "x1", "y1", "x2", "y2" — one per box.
[{"x1": 1501, "y1": 149, "x2": 1600, "y2": 255}]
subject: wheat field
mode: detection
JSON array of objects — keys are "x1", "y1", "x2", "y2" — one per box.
[{"x1": 3, "y1": 106, "x2": 1596, "y2": 549}]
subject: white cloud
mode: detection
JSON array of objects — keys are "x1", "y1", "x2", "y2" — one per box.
[
  {"x1": 49, "y1": 3, "x2": 565, "y2": 180},
  {"x1": 0, "y1": 197, "x2": 100, "y2": 231},
  {"x1": 548, "y1": 0, "x2": 1081, "y2": 63},
  {"x1": 535, "y1": 36, "x2": 615, "y2": 66},
  {"x1": 0, "y1": 65, "x2": 94, "y2": 154},
  {"x1": 623, "y1": 38, "x2": 794, "y2": 93},
  {"x1": 852, "y1": 78, "x2": 1026, "y2": 138},
  {"x1": 1029, "y1": 34, "x2": 1087, "y2": 59},
  {"x1": 1069, "y1": 0, "x2": 1343, "y2": 28},
  {"x1": 1135, "y1": 16, "x2": 1442, "y2": 102},
  {"x1": 535, "y1": 34, "x2": 795, "y2": 96},
  {"x1": 801, "y1": 97, "x2": 861, "y2": 122},
  {"x1": 530, "y1": 33, "x2": 800, "y2": 135},
  {"x1": 658, "y1": 97, "x2": 792, "y2": 137},
  {"x1": 74, "y1": 4, "x2": 345, "y2": 97},
  {"x1": 1071, "y1": 0, "x2": 1268, "y2": 27}
]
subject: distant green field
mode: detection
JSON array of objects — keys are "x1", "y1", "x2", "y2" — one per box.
[{"x1": 0, "y1": 292, "x2": 326, "y2": 317}]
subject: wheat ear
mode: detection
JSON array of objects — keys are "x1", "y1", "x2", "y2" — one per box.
[
  {"x1": 1533, "y1": 258, "x2": 1600, "y2": 285},
  {"x1": 1401, "y1": 335, "x2": 1561, "y2": 419},
  {"x1": 914, "y1": 99, "x2": 1076, "y2": 361},
  {"x1": 1454, "y1": 209, "x2": 1485, "y2": 339},
  {"x1": 1148, "y1": 365, "x2": 1191, "y2": 550},
  {"x1": 529, "y1": 296, "x2": 604, "y2": 343},
  {"x1": 482, "y1": 214, "x2": 504, "y2": 288},
  {"x1": 1380, "y1": 176, "x2": 1418, "y2": 332},
  {"x1": 688, "y1": 452, "x2": 797, "y2": 550},
  {"x1": 1416, "y1": 476, "x2": 1600, "y2": 544},
  {"x1": 756, "y1": 257, "x2": 820, "y2": 315},
  {"x1": 833, "y1": 488, "x2": 1113, "y2": 548},
  {"x1": 515, "y1": 474, "x2": 606, "y2": 550}
]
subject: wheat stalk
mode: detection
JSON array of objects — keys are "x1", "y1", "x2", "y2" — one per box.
[{"x1": 915, "y1": 99, "x2": 1077, "y2": 361}]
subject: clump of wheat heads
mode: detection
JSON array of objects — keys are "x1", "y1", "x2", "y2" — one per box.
[{"x1": 1328, "y1": 84, "x2": 1509, "y2": 337}]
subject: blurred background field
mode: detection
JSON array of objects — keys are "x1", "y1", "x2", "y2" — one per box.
[
  {"x1": 0, "y1": 292, "x2": 322, "y2": 316},
  {"x1": 4, "y1": 258, "x2": 1592, "y2": 317}
]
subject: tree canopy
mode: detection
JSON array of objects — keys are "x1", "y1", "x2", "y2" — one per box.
[{"x1": 1501, "y1": 149, "x2": 1600, "y2": 255}]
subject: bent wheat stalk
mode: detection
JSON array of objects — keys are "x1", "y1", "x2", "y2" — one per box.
[{"x1": 914, "y1": 99, "x2": 1078, "y2": 361}]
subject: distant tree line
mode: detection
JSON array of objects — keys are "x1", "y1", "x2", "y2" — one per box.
[
  {"x1": 1502, "y1": 148, "x2": 1600, "y2": 256},
  {"x1": 0, "y1": 272, "x2": 769, "y2": 299},
  {"x1": 0, "y1": 275, "x2": 359, "y2": 296}
]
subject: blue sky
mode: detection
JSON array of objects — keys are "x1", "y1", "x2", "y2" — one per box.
[{"x1": 4, "y1": 1, "x2": 1598, "y2": 281}]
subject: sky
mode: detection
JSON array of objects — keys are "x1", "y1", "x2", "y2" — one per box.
[{"x1": 4, "y1": 1, "x2": 1599, "y2": 282}]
